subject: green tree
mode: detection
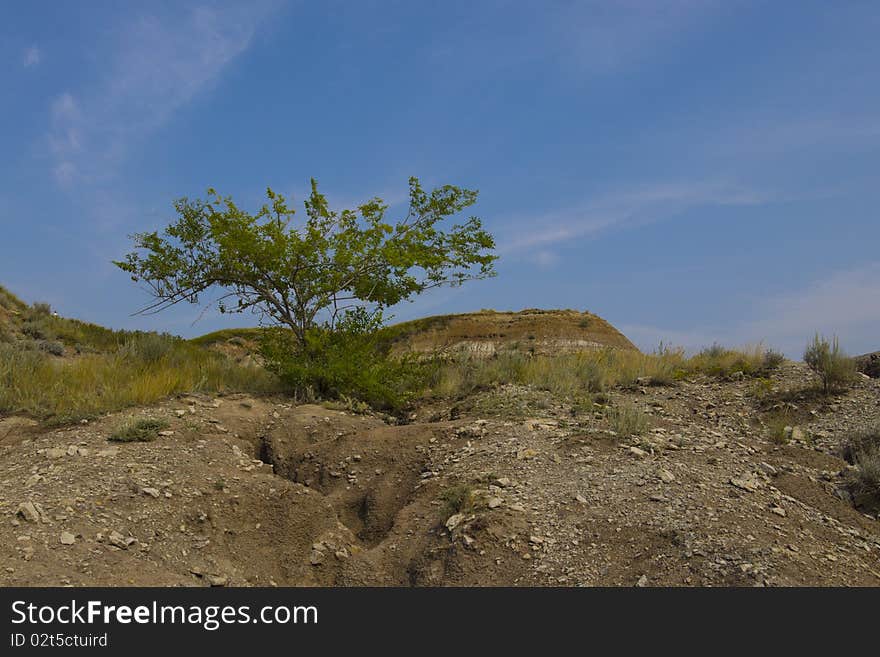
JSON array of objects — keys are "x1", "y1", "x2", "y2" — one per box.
[{"x1": 114, "y1": 177, "x2": 497, "y2": 345}]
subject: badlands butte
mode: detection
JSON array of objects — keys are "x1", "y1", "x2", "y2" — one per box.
[{"x1": 1, "y1": 293, "x2": 880, "y2": 587}]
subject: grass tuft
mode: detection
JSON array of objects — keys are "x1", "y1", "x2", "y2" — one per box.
[{"x1": 108, "y1": 418, "x2": 169, "y2": 443}]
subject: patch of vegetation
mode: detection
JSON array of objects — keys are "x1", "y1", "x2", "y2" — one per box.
[
  {"x1": 606, "y1": 403, "x2": 650, "y2": 437},
  {"x1": 747, "y1": 377, "x2": 775, "y2": 401},
  {"x1": 804, "y1": 333, "x2": 856, "y2": 395},
  {"x1": 765, "y1": 410, "x2": 795, "y2": 444},
  {"x1": 37, "y1": 340, "x2": 65, "y2": 356},
  {"x1": 439, "y1": 483, "x2": 474, "y2": 518},
  {"x1": 262, "y1": 309, "x2": 431, "y2": 415},
  {"x1": 841, "y1": 428, "x2": 880, "y2": 512},
  {"x1": 686, "y1": 343, "x2": 774, "y2": 379},
  {"x1": 429, "y1": 346, "x2": 690, "y2": 401},
  {"x1": 0, "y1": 338, "x2": 281, "y2": 424},
  {"x1": 108, "y1": 418, "x2": 169, "y2": 443},
  {"x1": 763, "y1": 349, "x2": 786, "y2": 370},
  {"x1": 190, "y1": 327, "x2": 264, "y2": 347}
]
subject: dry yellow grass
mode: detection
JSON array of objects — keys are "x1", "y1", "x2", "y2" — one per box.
[
  {"x1": 430, "y1": 343, "x2": 780, "y2": 400},
  {"x1": 0, "y1": 340, "x2": 280, "y2": 424}
]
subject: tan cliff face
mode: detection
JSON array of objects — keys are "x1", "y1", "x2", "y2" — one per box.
[{"x1": 383, "y1": 308, "x2": 638, "y2": 357}]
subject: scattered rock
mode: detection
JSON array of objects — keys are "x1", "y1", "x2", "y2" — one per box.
[
  {"x1": 445, "y1": 513, "x2": 465, "y2": 531},
  {"x1": 15, "y1": 502, "x2": 48, "y2": 524}
]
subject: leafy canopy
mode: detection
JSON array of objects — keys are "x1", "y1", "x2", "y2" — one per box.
[{"x1": 114, "y1": 177, "x2": 497, "y2": 342}]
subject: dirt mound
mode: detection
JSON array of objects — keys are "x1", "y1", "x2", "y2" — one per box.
[{"x1": 383, "y1": 308, "x2": 638, "y2": 357}]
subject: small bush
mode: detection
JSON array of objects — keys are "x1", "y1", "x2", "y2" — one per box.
[
  {"x1": 606, "y1": 403, "x2": 650, "y2": 437},
  {"x1": 263, "y1": 309, "x2": 430, "y2": 415},
  {"x1": 688, "y1": 343, "x2": 766, "y2": 379},
  {"x1": 762, "y1": 349, "x2": 785, "y2": 371},
  {"x1": 842, "y1": 429, "x2": 880, "y2": 511},
  {"x1": 38, "y1": 340, "x2": 65, "y2": 356},
  {"x1": 748, "y1": 377, "x2": 775, "y2": 400},
  {"x1": 109, "y1": 418, "x2": 169, "y2": 442},
  {"x1": 31, "y1": 302, "x2": 52, "y2": 317},
  {"x1": 765, "y1": 411, "x2": 794, "y2": 444},
  {"x1": 21, "y1": 318, "x2": 52, "y2": 341},
  {"x1": 804, "y1": 333, "x2": 856, "y2": 394},
  {"x1": 439, "y1": 483, "x2": 474, "y2": 517}
]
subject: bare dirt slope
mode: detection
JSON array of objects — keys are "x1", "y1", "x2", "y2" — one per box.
[{"x1": 2, "y1": 362, "x2": 879, "y2": 587}]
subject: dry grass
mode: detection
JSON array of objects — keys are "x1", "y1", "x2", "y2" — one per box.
[
  {"x1": 842, "y1": 429, "x2": 880, "y2": 511},
  {"x1": 428, "y1": 343, "x2": 783, "y2": 404},
  {"x1": 0, "y1": 338, "x2": 281, "y2": 425},
  {"x1": 606, "y1": 403, "x2": 651, "y2": 437},
  {"x1": 429, "y1": 347, "x2": 688, "y2": 399},
  {"x1": 686, "y1": 343, "x2": 771, "y2": 379}
]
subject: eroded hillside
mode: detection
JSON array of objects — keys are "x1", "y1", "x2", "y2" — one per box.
[
  {"x1": 2, "y1": 361, "x2": 879, "y2": 587},
  {"x1": 383, "y1": 309, "x2": 638, "y2": 357}
]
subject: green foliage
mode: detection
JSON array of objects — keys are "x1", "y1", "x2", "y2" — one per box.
[
  {"x1": 803, "y1": 333, "x2": 856, "y2": 394},
  {"x1": 109, "y1": 418, "x2": 169, "y2": 443},
  {"x1": 765, "y1": 411, "x2": 794, "y2": 444},
  {"x1": 687, "y1": 343, "x2": 767, "y2": 379},
  {"x1": 762, "y1": 349, "x2": 786, "y2": 371},
  {"x1": 439, "y1": 483, "x2": 474, "y2": 517},
  {"x1": 37, "y1": 340, "x2": 65, "y2": 356},
  {"x1": 115, "y1": 178, "x2": 497, "y2": 346},
  {"x1": 261, "y1": 308, "x2": 430, "y2": 414}
]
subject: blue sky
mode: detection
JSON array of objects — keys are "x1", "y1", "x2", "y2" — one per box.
[{"x1": 1, "y1": 0, "x2": 878, "y2": 356}]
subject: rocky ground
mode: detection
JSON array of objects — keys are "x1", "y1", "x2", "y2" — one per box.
[{"x1": 1, "y1": 361, "x2": 879, "y2": 587}]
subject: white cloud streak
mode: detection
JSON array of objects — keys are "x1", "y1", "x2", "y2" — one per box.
[
  {"x1": 499, "y1": 179, "x2": 775, "y2": 253},
  {"x1": 46, "y1": 3, "x2": 275, "y2": 188}
]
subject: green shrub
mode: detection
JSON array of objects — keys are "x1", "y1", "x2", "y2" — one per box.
[
  {"x1": 762, "y1": 349, "x2": 785, "y2": 371},
  {"x1": 804, "y1": 333, "x2": 856, "y2": 394},
  {"x1": 31, "y1": 302, "x2": 52, "y2": 317},
  {"x1": 109, "y1": 418, "x2": 169, "y2": 442},
  {"x1": 38, "y1": 340, "x2": 65, "y2": 356},
  {"x1": 262, "y1": 308, "x2": 430, "y2": 415},
  {"x1": 21, "y1": 318, "x2": 52, "y2": 340},
  {"x1": 688, "y1": 343, "x2": 765, "y2": 378},
  {"x1": 439, "y1": 483, "x2": 474, "y2": 517}
]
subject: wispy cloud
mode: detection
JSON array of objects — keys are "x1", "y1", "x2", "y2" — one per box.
[
  {"x1": 22, "y1": 45, "x2": 41, "y2": 68},
  {"x1": 620, "y1": 261, "x2": 880, "y2": 357},
  {"x1": 554, "y1": 0, "x2": 725, "y2": 76},
  {"x1": 712, "y1": 114, "x2": 880, "y2": 157},
  {"x1": 46, "y1": 3, "x2": 276, "y2": 188},
  {"x1": 499, "y1": 179, "x2": 775, "y2": 253}
]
